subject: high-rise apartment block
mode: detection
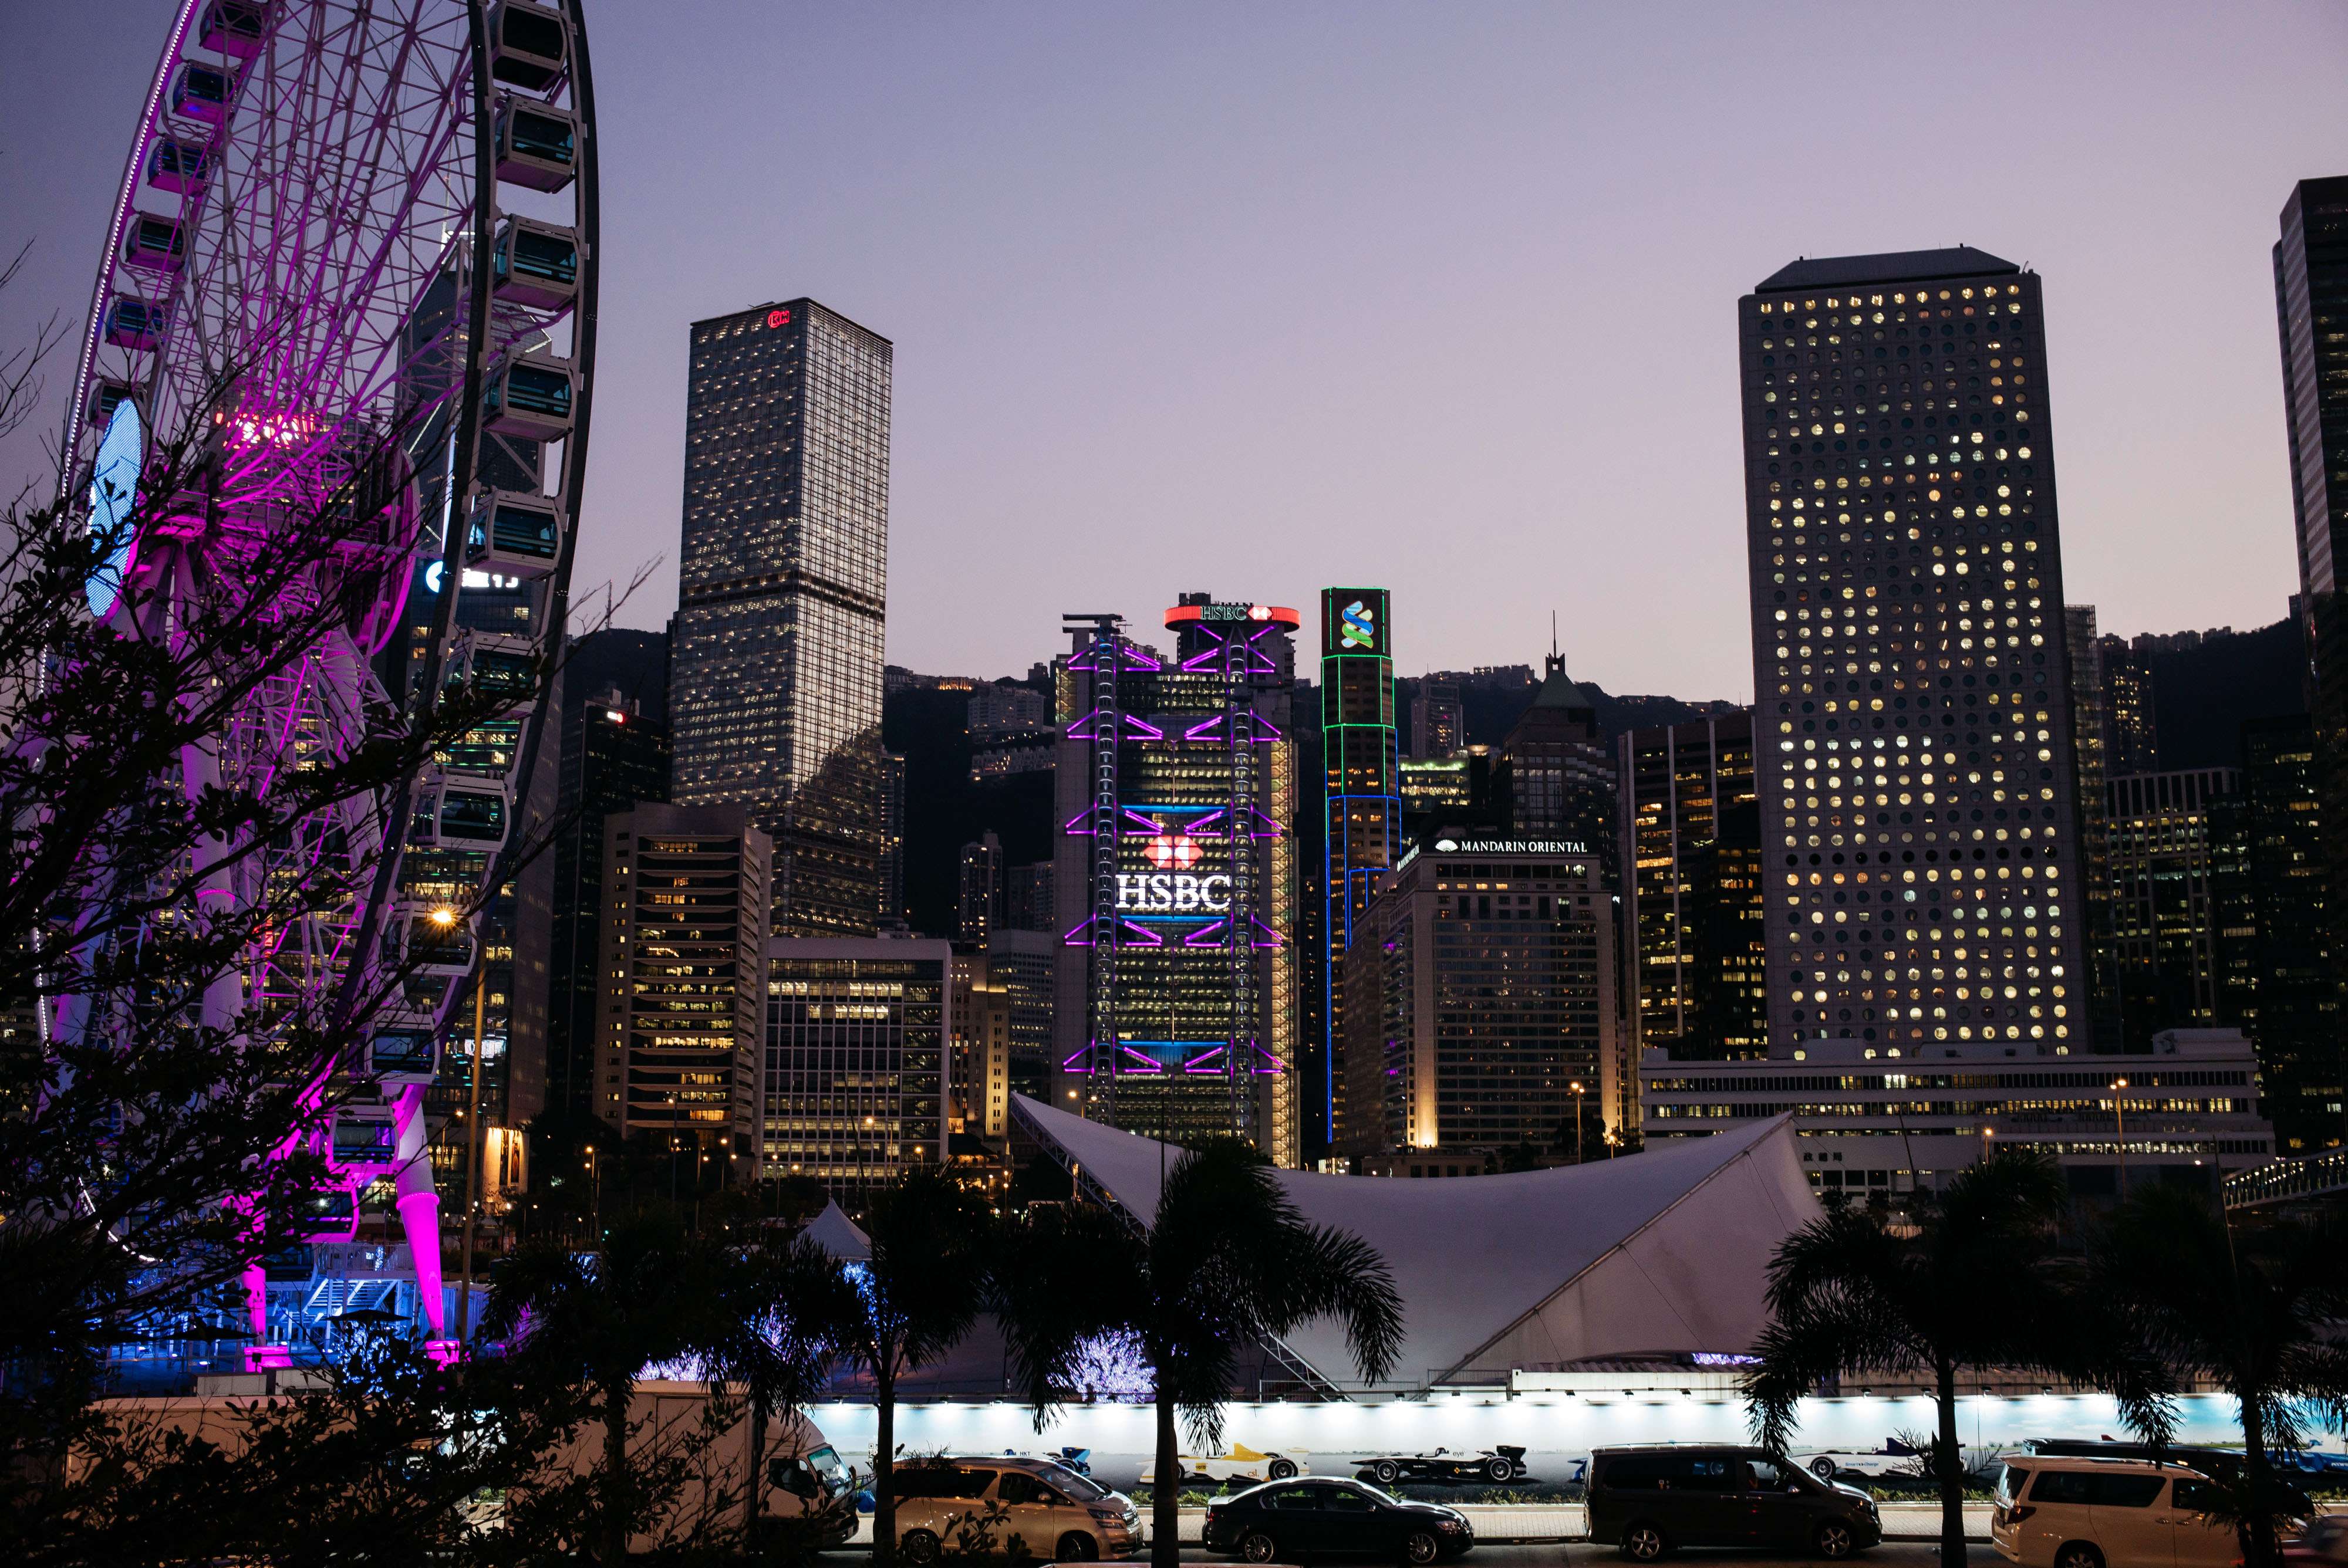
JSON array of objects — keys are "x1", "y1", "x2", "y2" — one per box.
[
  {"x1": 957, "y1": 832, "x2": 1004, "y2": 944},
  {"x1": 1617, "y1": 712, "x2": 1763, "y2": 1061},
  {"x1": 1318, "y1": 587, "x2": 1399, "y2": 1153},
  {"x1": 1052, "y1": 599, "x2": 1302, "y2": 1163},
  {"x1": 1741, "y1": 249, "x2": 2091, "y2": 1053},
  {"x1": 672, "y1": 299, "x2": 890, "y2": 938},
  {"x1": 764, "y1": 938, "x2": 949, "y2": 1190},
  {"x1": 593, "y1": 803, "x2": 772, "y2": 1175},
  {"x1": 948, "y1": 951, "x2": 1012, "y2": 1142},
  {"x1": 984, "y1": 925, "x2": 1058, "y2": 1102},
  {"x1": 1339, "y1": 836, "x2": 1619, "y2": 1157}
]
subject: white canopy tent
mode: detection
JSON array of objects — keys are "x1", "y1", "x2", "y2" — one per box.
[{"x1": 1011, "y1": 1094, "x2": 1821, "y2": 1393}]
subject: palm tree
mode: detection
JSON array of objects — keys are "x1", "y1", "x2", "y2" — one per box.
[
  {"x1": 699, "y1": 1229, "x2": 862, "y2": 1549},
  {"x1": 2093, "y1": 1184, "x2": 2348, "y2": 1568},
  {"x1": 996, "y1": 1140, "x2": 1405, "y2": 1568},
  {"x1": 482, "y1": 1206, "x2": 731, "y2": 1567},
  {"x1": 1745, "y1": 1148, "x2": 2093, "y2": 1568},
  {"x1": 832, "y1": 1167, "x2": 997, "y2": 1568}
]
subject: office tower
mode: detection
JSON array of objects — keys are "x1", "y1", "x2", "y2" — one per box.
[
  {"x1": 983, "y1": 925, "x2": 1057, "y2": 1101},
  {"x1": 2276, "y1": 180, "x2": 2348, "y2": 958},
  {"x1": 2106, "y1": 769, "x2": 2239, "y2": 1049},
  {"x1": 1318, "y1": 587, "x2": 1399, "y2": 1155},
  {"x1": 1741, "y1": 249, "x2": 2092, "y2": 1053},
  {"x1": 878, "y1": 752, "x2": 908, "y2": 931},
  {"x1": 1339, "y1": 836, "x2": 1618, "y2": 1159},
  {"x1": 1052, "y1": 597, "x2": 1301, "y2": 1163},
  {"x1": 1410, "y1": 678, "x2": 1463, "y2": 760},
  {"x1": 593, "y1": 803, "x2": 772, "y2": 1178},
  {"x1": 2066, "y1": 606, "x2": 2122, "y2": 1052},
  {"x1": 764, "y1": 938, "x2": 949, "y2": 1191},
  {"x1": 1496, "y1": 655, "x2": 1615, "y2": 873},
  {"x1": 948, "y1": 951, "x2": 1011, "y2": 1141},
  {"x1": 957, "y1": 832, "x2": 1003, "y2": 943},
  {"x1": 1617, "y1": 712, "x2": 1763, "y2": 1060},
  {"x1": 1004, "y1": 862, "x2": 1056, "y2": 932},
  {"x1": 672, "y1": 299, "x2": 890, "y2": 937},
  {"x1": 549, "y1": 686, "x2": 672, "y2": 1119},
  {"x1": 2099, "y1": 634, "x2": 2159, "y2": 773},
  {"x1": 2212, "y1": 715, "x2": 2343, "y2": 1150}
]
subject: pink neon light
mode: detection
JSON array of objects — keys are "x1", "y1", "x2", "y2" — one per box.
[{"x1": 767, "y1": 308, "x2": 791, "y2": 328}]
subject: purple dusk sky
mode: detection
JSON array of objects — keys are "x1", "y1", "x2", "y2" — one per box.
[{"x1": 4, "y1": 4, "x2": 2344, "y2": 700}]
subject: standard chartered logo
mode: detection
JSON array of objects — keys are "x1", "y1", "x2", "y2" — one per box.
[{"x1": 1340, "y1": 599, "x2": 1377, "y2": 649}]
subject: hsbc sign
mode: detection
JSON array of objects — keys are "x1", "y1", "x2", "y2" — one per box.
[{"x1": 1116, "y1": 872, "x2": 1232, "y2": 914}]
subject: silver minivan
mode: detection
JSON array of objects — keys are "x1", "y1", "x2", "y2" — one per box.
[
  {"x1": 1992, "y1": 1457, "x2": 2241, "y2": 1568},
  {"x1": 892, "y1": 1455, "x2": 1143, "y2": 1563}
]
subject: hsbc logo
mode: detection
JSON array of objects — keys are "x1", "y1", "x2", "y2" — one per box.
[{"x1": 1116, "y1": 873, "x2": 1232, "y2": 914}]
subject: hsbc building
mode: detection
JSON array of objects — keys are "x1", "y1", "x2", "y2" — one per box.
[{"x1": 1051, "y1": 594, "x2": 1303, "y2": 1164}]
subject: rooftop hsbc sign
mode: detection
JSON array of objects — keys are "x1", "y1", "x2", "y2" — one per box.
[{"x1": 1116, "y1": 872, "x2": 1232, "y2": 914}]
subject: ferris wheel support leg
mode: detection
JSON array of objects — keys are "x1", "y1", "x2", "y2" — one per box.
[{"x1": 392, "y1": 1086, "x2": 454, "y2": 1356}]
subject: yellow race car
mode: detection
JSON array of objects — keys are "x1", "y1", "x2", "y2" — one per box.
[{"x1": 1141, "y1": 1442, "x2": 1308, "y2": 1485}]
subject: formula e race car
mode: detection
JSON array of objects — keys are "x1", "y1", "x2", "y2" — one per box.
[
  {"x1": 1139, "y1": 1442, "x2": 1307, "y2": 1485},
  {"x1": 1355, "y1": 1446, "x2": 1529, "y2": 1486}
]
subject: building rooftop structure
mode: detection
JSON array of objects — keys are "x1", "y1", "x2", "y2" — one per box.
[
  {"x1": 1012, "y1": 1093, "x2": 1817, "y2": 1393},
  {"x1": 1755, "y1": 246, "x2": 2020, "y2": 292}
]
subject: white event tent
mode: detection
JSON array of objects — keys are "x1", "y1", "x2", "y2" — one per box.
[{"x1": 1011, "y1": 1094, "x2": 1822, "y2": 1393}]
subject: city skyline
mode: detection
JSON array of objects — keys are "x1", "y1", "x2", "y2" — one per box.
[{"x1": 5, "y1": 4, "x2": 2345, "y2": 698}]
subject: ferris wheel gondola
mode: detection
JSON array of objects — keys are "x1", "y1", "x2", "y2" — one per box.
[{"x1": 62, "y1": 0, "x2": 599, "y2": 1367}]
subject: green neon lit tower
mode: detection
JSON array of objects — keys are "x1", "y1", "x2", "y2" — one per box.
[{"x1": 1319, "y1": 587, "x2": 1398, "y2": 1151}]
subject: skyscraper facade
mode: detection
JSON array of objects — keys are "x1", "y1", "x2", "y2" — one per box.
[
  {"x1": 1617, "y1": 712, "x2": 1763, "y2": 1060},
  {"x1": 672, "y1": 299, "x2": 890, "y2": 938},
  {"x1": 2106, "y1": 768, "x2": 2239, "y2": 1049},
  {"x1": 1051, "y1": 599, "x2": 1302, "y2": 1163},
  {"x1": 764, "y1": 938, "x2": 949, "y2": 1191},
  {"x1": 1741, "y1": 249, "x2": 2091, "y2": 1054},
  {"x1": 2273, "y1": 178, "x2": 2348, "y2": 1023},
  {"x1": 1318, "y1": 587, "x2": 1399, "y2": 1153},
  {"x1": 593, "y1": 803, "x2": 772, "y2": 1177}
]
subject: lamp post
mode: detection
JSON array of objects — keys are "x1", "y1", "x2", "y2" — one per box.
[
  {"x1": 2111, "y1": 1076, "x2": 2130, "y2": 1199},
  {"x1": 1569, "y1": 1081, "x2": 1587, "y2": 1164},
  {"x1": 443, "y1": 907, "x2": 487, "y2": 1350}
]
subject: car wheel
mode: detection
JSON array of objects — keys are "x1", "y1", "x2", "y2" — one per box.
[
  {"x1": 1240, "y1": 1530, "x2": 1278, "y2": 1564},
  {"x1": 1810, "y1": 1457, "x2": 1838, "y2": 1480},
  {"x1": 1403, "y1": 1529, "x2": 1442, "y2": 1566},
  {"x1": 1374, "y1": 1460, "x2": 1402, "y2": 1485},
  {"x1": 1814, "y1": 1520, "x2": 1858, "y2": 1560},
  {"x1": 900, "y1": 1530, "x2": 942, "y2": 1567},
  {"x1": 2053, "y1": 1545, "x2": 2105, "y2": 1568},
  {"x1": 1269, "y1": 1458, "x2": 1298, "y2": 1480},
  {"x1": 1484, "y1": 1455, "x2": 1517, "y2": 1483},
  {"x1": 1620, "y1": 1521, "x2": 1670, "y2": 1561},
  {"x1": 1057, "y1": 1532, "x2": 1099, "y2": 1562}
]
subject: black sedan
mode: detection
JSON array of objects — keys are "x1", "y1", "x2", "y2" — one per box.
[{"x1": 1202, "y1": 1477, "x2": 1474, "y2": 1565}]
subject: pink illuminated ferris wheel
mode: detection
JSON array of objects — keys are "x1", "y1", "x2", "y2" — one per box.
[{"x1": 62, "y1": 0, "x2": 599, "y2": 1364}]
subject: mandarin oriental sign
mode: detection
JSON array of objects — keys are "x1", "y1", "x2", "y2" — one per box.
[
  {"x1": 1432, "y1": 837, "x2": 1590, "y2": 856},
  {"x1": 1116, "y1": 871, "x2": 1232, "y2": 914}
]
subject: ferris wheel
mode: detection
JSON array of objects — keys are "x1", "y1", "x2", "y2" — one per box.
[{"x1": 63, "y1": 0, "x2": 599, "y2": 1365}]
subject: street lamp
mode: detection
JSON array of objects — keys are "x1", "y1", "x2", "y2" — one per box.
[
  {"x1": 1569, "y1": 1081, "x2": 1587, "y2": 1165},
  {"x1": 2111, "y1": 1077, "x2": 2130, "y2": 1199}
]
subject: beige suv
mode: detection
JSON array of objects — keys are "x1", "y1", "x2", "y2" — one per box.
[
  {"x1": 892, "y1": 1456, "x2": 1143, "y2": 1563},
  {"x1": 1992, "y1": 1457, "x2": 2240, "y2": 1568}
]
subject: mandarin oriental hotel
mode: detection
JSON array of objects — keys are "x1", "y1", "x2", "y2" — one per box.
[
  {"x1": 1742, "y1": 249, "x2": 2090, "y2": 1056},
  {"x1": 1051, "y1": 597, "x2": 1302, "y2": 1165}
]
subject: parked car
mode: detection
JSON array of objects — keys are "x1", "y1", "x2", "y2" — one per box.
[
  {"x1": 1991, "y1": 1455, "x2": 2256, "y2": 1568},
  {"x1": 1201, "y1": 1476, "x2": 1473, "y2": 1564},
  {"x1": 1586, "y1": 1444, "x2": 1881, "y2": 1561},
  {"x1": 1356, "y1": 1446, "x2": 1529, "y2": 1485},
  {"x1": 2017, "y1": 1441, "x2": 2317, "y2": 1516},
  {"x1": 1142, "y1": 1441, "x2": 1308, "y2": 1485},
  {"x1": 1001, "y1": 1445, "x2": 1093, "y2": 1478},
  {"x1": 892, "y1": 1455, "x2": 1142, "y2": 1563}
]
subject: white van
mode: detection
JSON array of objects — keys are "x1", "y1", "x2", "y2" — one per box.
[
  {"x1": 1992, "y1": 1457, "x2": 2241, "y2": 1568},
  {"x1": 891, "y1": 1454, "x2": 1143, "y2": 1563}
]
